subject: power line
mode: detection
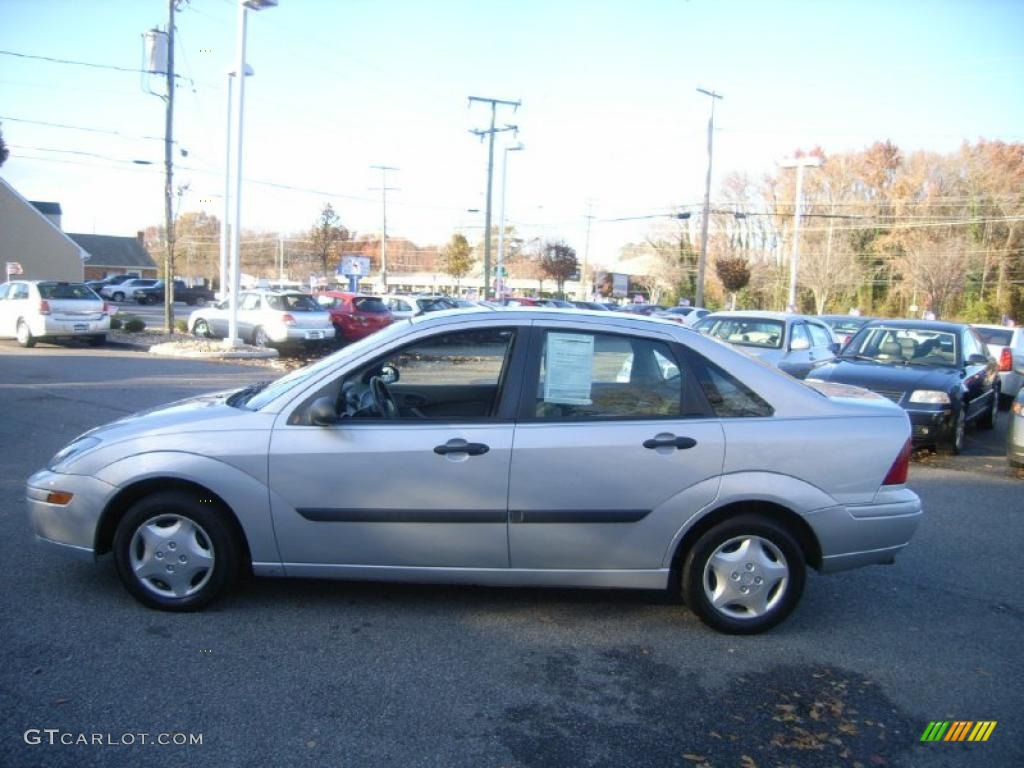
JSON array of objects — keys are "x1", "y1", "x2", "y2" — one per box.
[
  {"x1": 0, "y1": 115, "x2": 170, "y2": 143},
  {"x1": 0, "y1": 49, "x2": 187, "y2": 79}
]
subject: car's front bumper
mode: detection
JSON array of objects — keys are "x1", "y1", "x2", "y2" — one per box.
[
  {"x1": 26, "y1": 469, "x2": 116, "y2": 558},
  {"x1": 904, "y1": 405, "x2": 953, "y2": 446},
  {"x1": 812, "y1": 487, "x2": 923, "y2": 573}
]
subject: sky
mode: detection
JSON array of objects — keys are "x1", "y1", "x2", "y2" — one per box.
[{"x1": 2, "y1": 0, "x2": 1023, "y2": 272}]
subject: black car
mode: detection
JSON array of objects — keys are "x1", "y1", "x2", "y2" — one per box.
[{"x1": 806, "y1": 320, "x2": 999, "y2": 454}]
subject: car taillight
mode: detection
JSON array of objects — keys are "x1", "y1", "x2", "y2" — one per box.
[
  {"x1": 882, "y1": 438, "x2": 911, "y2": 485},
  {"x1": 38, "y1": 300, "x2": 51, "y2": 315},
  {"x1": 280, "y1": 314, "x2": 296, "y2": 326},
  {"x1": 102, "y1": 302, "x2": 113, "y2": 314},
  {"x1": 998, "y1": 348, "x2": 1012, "y2": 372}
]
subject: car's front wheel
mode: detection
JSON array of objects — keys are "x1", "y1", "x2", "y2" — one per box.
[
  {"x1": 113, "y1": 491, "x2": 242, "y2": 611},
  {"x1": 251, "y1": 326, "x2": 269, "y2": 347},
  {"x1": 682, "y1": 514, "x2": 806, "y2": 634},
  {"x1": 945, "y1": 407, "x2": 967, "y2": 454},
  {"x1": 112, "y1": 291, "x2": 125, "y2": 302}
]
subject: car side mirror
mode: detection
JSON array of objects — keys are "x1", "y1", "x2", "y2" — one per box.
[
  {"x1": 829, "y1": 342, "x2": 841, "y2": 355},
  {"x1": 790, "y1": 337, "x2": 810, "y2": 351},
  {"x1": 309, "y1": 396, "x2": 338, "y2": 426},
  {"x1": 966, "y1": 353, "x2": 990, "y2": 365},
  {"x1": 379, "y1": 364, "x2": 400, "y2": 384}
]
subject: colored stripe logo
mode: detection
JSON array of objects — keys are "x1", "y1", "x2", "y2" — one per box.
[{"x1": 920, "y1": 721, "x2": 997, "y2": 742}]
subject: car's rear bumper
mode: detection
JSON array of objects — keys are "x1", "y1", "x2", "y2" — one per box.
[
  {"x1": 997, "y1": 370, "x2": 1022, "y2": 398},
  {"x1": 30, "y1": 316, "x2": 110, "y2": 338},
  {"x1": 269, "y1": 326, "x2": 336, "y2": 345},
  {"x1": 813, "y1": 488, "x2": 923, "y2": 573}
]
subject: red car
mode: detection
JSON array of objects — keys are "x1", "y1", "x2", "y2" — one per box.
[{"x1": 317, "y1": 292, "x2": 393, "y2": 343}]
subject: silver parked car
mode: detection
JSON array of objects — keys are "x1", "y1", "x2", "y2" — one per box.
[
  {"x1": 1008, "y1": 388, "x2": 1024, "y2": 469},
  {"x1": 695, "y1": 311, "x2": 839, "y2": 378},
  {"x1": 0, "y1": 280, "x2": 111, "y2": 347},
  {"x1": 28, "y1": 309, "x2": 921, "y2": 634},
  {"x1": 972, "y1": 324, "x2": 1024, "y2": 408},
  {"x1": 188, "y1": 290, "x2": 334, "y2": 348}
]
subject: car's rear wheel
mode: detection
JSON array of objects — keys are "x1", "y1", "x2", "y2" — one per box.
[
  {"x1": 195, "y1": 296, "x2": 208, "y2": 307},
  {"x1": 192, "y1": 319, "x2": 210, "y2": 338},
  {"x1": 978, "y1": 389, "x2": 999, "y2": 430},
  {"x1": 87, "y1": 334, "x2": 106, "y2": 347},
  {"x1": 251, "y1": 326, "x2": 269, "y2": 347},
  {"x1": 113, "y1": 491, "x2": 242, "y2": 611},
  {"x1": 682, "y1": 514, "x2": 806, "y2": 634},
  {"x1": 113, "y1": 291, "x2": 125, "y2": 302},
  {"x1": 16, "y1": 320, "x2": 36, "y2": 348}
]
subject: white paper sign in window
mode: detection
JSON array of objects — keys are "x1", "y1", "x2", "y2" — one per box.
[{"x1": 544, "y1": 332, "x2": 595, "y2": 405}]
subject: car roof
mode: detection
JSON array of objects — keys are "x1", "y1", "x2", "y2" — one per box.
[
  {"x1": 703, "y1": 310, "x2": 811, "y2": 322},
  {"x1": 861, "y1": 318, "x2": 968, "y2": 333}
]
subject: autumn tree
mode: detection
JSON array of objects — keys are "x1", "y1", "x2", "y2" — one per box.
[
  {"x1": 540, "y1": 241, "x2": 578, "y2": 297},
  {"x1": 442, "y1": 233, "x2": 475, "y2": 289},
  {"x1": 309, "y1": 203, "x2": 350, "y2": 276},
  {"x1": 715, "y1": 257, "x2": 751, "y2": 310}
]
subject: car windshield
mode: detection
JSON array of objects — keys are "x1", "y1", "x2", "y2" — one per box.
[
  {"x1": 697, "y1": 318, "x2": 785, "y2": 349},
  {"x1": 37, "y1": 282, "x2": 99, "y2": 300},
  {"x1": 973, "y1": 327, "x2": 1012, "y2": 346},
  {"x1": 826, "y1": 319, "x2": 865, "y2": 335},
  {"x1": 353, "y1": 297, "x2": 388, "y2": 312},
  {"x1": 266, "y1": 293, "x2": 320, "y2": 311},
  {"x1": 241, "y1": 319, "x2": 413, "y2": 410},
  {"x1": 843, "y1": 326, "x2": 959, "y2": 366}
]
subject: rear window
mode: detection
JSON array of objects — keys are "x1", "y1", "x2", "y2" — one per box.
[
  {"x1": 974, "y1": 327, "x2": 1013, "y2": 346},
  {"x1": 267, "y1": 294, "x2": 320, "y2": 311},
  {"x1": 353, "y1": 297, "x2": 388, "y2": 313},
  {"x1": 37, "y1": 282, "x2": 99, "y2": 300},
  {"x1": 698, "y1": 317, "x2": 785, "y2": 349}
]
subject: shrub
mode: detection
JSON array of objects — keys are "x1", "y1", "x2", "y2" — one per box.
[
  {"x1": 110, "y1": 315, "x2": 123, "y2": 330},
  {"x1": 122, "y1": 316, "x2": 146, "y2": 333},
  {"x1": 174, "y1": 318, "x2": 189, "y2": 333}
]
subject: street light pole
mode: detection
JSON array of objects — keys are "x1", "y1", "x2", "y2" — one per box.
[
  {"x1": 219, "y1": 65, "x2": 252, "y2": 302},
  {"x1": 778, "y1": 155, "x2": 822, "y2": 311},
  {"x1": 497, "y1": 143, "x2": 523, "y2": 299},
  {"x1": 370, "y1": 165, "x2": 398, "y2": 293},
  {"x1": 695, "y1": 87, "x2": 722, "y2": 309},
  {"x1": 226, "y1": 0, "x2": 276, "y2": 347}
]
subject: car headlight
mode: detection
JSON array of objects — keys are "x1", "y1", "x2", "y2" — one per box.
[
  {"x1": 908, "y1": 390, "x2": 950, "y2": 404},
  {"x1": 49, "y1": 436, "x2": 101, "y2": 470}
]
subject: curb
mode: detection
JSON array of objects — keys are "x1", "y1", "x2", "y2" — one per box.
[{"x1": 148, "y1": 342, "x2": 279, "y2": 360}]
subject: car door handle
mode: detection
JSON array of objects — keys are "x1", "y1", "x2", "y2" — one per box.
[
  {"x1": 643, "y1": 435, "x2": 697, "y2": 450},
  {"x1": 434, "y1": 439, "x2": 489, "y2": 456}
]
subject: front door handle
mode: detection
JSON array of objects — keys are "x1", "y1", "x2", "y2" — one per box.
[
  {"x1": 434, "y1": 439, "x2": 490, "y2": 456},
  {"x1": 643, "y1": 434, "x2": 697, "y2": 450}
]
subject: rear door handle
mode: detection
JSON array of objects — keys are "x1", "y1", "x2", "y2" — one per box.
[
  {"x1": 434, "y1": 439, "x2": 490, "y2": 456},
  {"x1": 643, "y1": 434, "x2": 697, "y2": 450}
]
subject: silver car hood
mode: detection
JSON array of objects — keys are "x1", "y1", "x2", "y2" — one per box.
[{"x1": 84, "y1": 390, "x2": 268, "y2": 442}]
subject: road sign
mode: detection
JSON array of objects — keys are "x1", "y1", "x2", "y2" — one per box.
[{"x1": 6, "y1": 261, "x2": 23, "y2": 279}]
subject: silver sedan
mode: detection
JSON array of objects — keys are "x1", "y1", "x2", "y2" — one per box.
[{"x1": 27, "y1": 309, "x2": 921, "y2": 634}]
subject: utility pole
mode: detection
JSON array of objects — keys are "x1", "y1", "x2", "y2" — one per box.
[
  {"x1": 581, "y1": 200, "x2": 595, "y2": 301},
  {"x1": 469, "y1": 95, "x2": 520, "y2": 298},
  {"x1": 777, "y1": 155, "x2": 822, "y2": 311},
  {"x1": 695, "y1": 87, "x2": 723, "y2": 308},
  {"x1": 163, "y1": 0, "x2": 181, "y2": 333},
  {"x1": 370, "y1": 165, "x2": 399, "y2": 292}
]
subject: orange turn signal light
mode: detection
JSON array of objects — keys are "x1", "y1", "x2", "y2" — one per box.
[{"x1": 46, "y1": 491, "x2": 74, "y2": 505}]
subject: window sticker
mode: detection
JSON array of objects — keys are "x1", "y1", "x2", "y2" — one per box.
[{"x1": 544, "y1": 332, "x2": 595, "y2": 404}]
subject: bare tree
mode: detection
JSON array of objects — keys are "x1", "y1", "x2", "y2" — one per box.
[
  {"x1": 442, "y1": 233, "x2": 475, "y2": 289},
  {"x1": 309, "y1": 204, "x2": 350, "y2": 276}
]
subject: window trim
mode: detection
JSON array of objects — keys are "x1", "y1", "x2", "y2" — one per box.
[{"x1": 517, "y1": 326, "x2": 714, "y2": 424}]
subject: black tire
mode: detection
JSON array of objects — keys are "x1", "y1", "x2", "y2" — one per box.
[
  {"x1": 978, "y1": 389, "x2": 998, "y2": 430},
  {"x1": 193, "y1": 319, "x2": 211, "y2": 338},
  {"x1": 681, "y1": 514, "x2": 806, "y2": 634},
  {"x1": 999, "y1": 392, "x2": 1014, "y2": 411},
  {"x1": 113, "y1": 291, "x2": 125, "y2": 302},
  {"x1": 185, "y1": 299, "x2": 196, "y2": 306},
  {"x1": 943, "y1": 407, "x2": 967, "y2": 455},
  {"x1": 113, "y1": 491, "x2": 242, "y2": 612},
  {"x1": 16, "y1": 320, "x2": 36, "y2": 348},
  {"x1": 195, "y1": 296, "x2": 208, "y2": 307},
  {"x1": 251, "y1": 326, "x2": 269, "y2": 347},
  {"x1": 87, "y1": 334, "x2": 106, "y2": 347}
]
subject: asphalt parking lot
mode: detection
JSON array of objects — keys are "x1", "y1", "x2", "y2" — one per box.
[{"x1": 0, "y1": 343, "x2": 1021, "y2": 768}]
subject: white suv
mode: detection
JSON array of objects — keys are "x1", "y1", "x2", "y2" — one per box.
[{"x1": 100, "y1": 279, "x2": 157, "y2": 302}]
